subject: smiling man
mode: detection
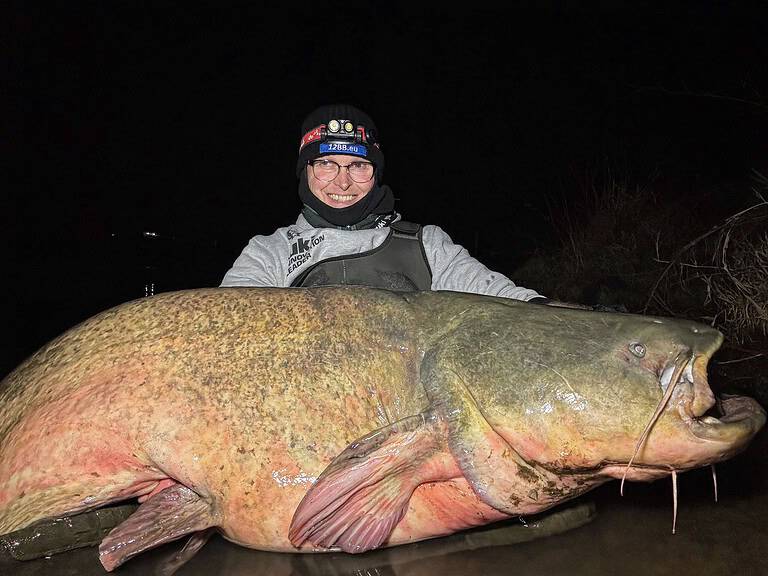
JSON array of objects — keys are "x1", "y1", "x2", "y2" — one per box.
[{"x1": 220, "y1": 103, "x2": 545, "y2": 300}]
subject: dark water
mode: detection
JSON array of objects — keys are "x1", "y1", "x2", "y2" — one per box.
[{"x1": 3, "y1": 430, "x2": 766, "y2": 576}]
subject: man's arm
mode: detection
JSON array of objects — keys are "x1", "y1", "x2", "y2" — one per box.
[
  {"x1": 422, "y1": 225, "x2": 544, "y2": 301},
  {"x1": 219, "y1": 235, "x2": 287, "y2": 287}
]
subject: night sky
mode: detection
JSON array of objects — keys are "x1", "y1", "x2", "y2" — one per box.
[{"x1": 4, "y1": 3, "x2": 768, "y2": 377}]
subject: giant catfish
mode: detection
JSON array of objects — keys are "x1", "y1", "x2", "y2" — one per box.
[{"x1": 0, "y1": 287, "x2": 764, "y2": 571}]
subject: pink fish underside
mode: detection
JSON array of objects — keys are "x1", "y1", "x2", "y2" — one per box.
[
  {"x1": 0, "y1": 378, "x2": 508, "y2": 571},
  {"x1": 94, "y1": 410, "x2": 509, "y2": 571}
]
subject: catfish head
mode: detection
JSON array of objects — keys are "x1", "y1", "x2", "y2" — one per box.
[{"x1": 452, "y1": 301, "x2": 766, "y2": 490}]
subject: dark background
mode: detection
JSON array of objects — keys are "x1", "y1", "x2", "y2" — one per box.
[{"x1": 4, "y1": 3, "x2": 767, "y2": 378}]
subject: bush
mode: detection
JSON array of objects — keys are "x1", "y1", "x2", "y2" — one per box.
[
  {"x1": 646, "y1": 172, "x2": 768, "y2": 345},
  {"x1": 516, "y1": 169, "x2": 768, "y2": 346}
]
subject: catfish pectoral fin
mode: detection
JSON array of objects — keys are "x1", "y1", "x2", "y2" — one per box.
[
  {"x1": 98, "y1": 484, "x2": 217, "y2": 572},
  {"x1": 422, "y1": 346, "x2": 558, "y2": 515},
  {"x1": 289, "y1": 412, "x2": 455, "y2": 554}
]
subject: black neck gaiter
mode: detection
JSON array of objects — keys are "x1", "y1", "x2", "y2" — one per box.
[{"x1": 297, "y1": 172, "x2": 396, "y2": 228}]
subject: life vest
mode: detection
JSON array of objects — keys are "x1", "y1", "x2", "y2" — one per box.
[{"x1": 290, "y1": 221, "x2": 432, "y2": 291}]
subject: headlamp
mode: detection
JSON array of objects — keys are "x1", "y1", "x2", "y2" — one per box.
[
  {"x1": 325, "y1": 119, "x2": 358, "y2": 140},
  {"x1": 300, "y1": 119, "x2": 377, "y2": 150},
  {"x1": 299, "y1": 118, "x2": 379, "y2": 160}
]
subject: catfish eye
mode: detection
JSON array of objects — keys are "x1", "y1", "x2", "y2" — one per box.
[{"x1": 629, "y1": 342, "x2": 646, "y2": 357}]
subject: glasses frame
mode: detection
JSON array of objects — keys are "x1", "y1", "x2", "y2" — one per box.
[{"x1": 307, "y1": 159, "x2": 376, "y2": 183}]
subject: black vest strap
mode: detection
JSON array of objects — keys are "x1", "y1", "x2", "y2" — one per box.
[{"x1": 291, "y1": 221, "x2": 432, "y2": 291}]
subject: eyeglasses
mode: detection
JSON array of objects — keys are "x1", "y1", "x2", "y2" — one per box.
[{"x1": 308, "y1": 159, "x2": 375, "y2": 183}]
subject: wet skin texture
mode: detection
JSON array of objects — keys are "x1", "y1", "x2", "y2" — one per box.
[{"x1": 0, "y1": 287, "x2": 764, "y2": 571}]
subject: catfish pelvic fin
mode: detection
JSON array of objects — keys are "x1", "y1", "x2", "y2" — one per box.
[
  {"x1": 289, "y1": 411, "x2": 455, "y2": 553},
  {"x1": 98, "y1": 484, "x2": 217, "y2": 572}
]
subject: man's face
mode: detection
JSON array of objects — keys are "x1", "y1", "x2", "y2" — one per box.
[{"x1": 307, "y1": 154, "x2": 375, "y2": 208}]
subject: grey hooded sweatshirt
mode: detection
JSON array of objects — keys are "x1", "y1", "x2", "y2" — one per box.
[{"x1": 220, "y1": 213, "x2": 542, "y2": 301}]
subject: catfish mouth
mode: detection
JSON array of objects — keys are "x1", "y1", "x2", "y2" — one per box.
[
  {"x1": 668, "y1": 351, "x2": 766, "y2": 443},
  {"x1": 619, "y1": 347, "x2": 765, "y2": 491},
  {"x1": 616, "y1": 348, "x2": 765, "y2": 534},
  {"x1": 599, "y1": 348, "x2": 765, "y2": 535},
  {"x1": 687, "y1": 394, "x2": 766, "y2": 442}
]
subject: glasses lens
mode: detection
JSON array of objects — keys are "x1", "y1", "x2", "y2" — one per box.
[
  {"x1": 348, "y1": 162, "x2": 374, "y2": 182},
  {"x1": 310, "y1": 160, "x2": 338, "y2": 181},
  {"x1": 310, "y1": 160, "x2": 374, "y2": 183}
]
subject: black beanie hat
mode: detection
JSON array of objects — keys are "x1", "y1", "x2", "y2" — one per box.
[{"x1": 296, "y1": 103, "x2": 385, "y2": 181}]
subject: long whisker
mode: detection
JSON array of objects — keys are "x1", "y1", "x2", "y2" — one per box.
[
  {"x1": 621, "y1": 349, "x2": 691, "y2": 496},
  {"x1": 671, "y1": 468, "x2": 678, "y2": 534},
  {"x1": 711, "y1": 464, "x2": 718, "y2": 503}
]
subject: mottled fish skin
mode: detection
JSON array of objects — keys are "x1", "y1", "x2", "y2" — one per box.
[
  {"x1": 0, "y1": 288, "x2": 430, "y2": 546},
  {"x1": 0, "y1": 287, "x2": 764, "y2": 568}
]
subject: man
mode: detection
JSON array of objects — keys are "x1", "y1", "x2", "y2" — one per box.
[{"x1": 220, "y1": 103, "x2": 546, "y2": 303}]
